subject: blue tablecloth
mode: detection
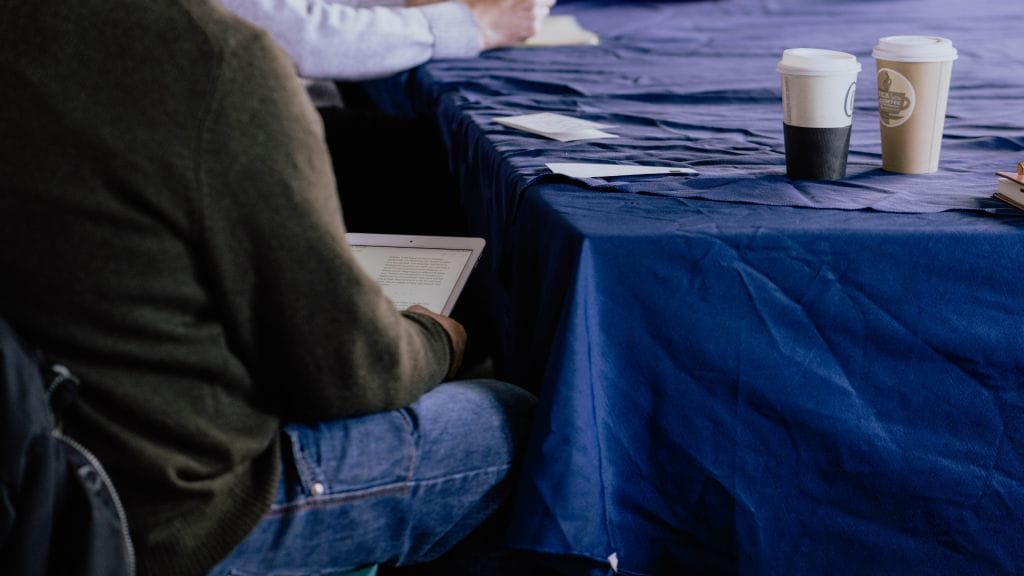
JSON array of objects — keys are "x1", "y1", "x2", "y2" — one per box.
[{"x1": 365, "y1": 1, "x2": 1024, "y2": 574}]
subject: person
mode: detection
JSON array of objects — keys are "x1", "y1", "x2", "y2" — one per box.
[
  {"x1": 219, "y1": 0, "x2": 556, "y2": 89},
  {"x1": 219, "y1": 0, "x2": 556, "y2": 235},
  {"x1": 218, "y1": 0, "x2": 557, "y2": 362},
  {"x1": 0, "y1": 0, "x2": 534, "y2": 574}
]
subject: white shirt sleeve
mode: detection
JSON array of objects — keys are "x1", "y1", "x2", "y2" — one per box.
[
  {"x1": 220, "y1": 0, "x2": 482, "y2": 81},
  {"x1": 328, "y1": 0, "x2": 406, "y2": 7}
]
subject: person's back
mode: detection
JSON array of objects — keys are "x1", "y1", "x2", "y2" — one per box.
[
  {"x1": 0, "y1": 3, "x2": 322, "y2": 571},
  {"x1": 0, "y1": 0, "x2": 533, "y2": 574}
]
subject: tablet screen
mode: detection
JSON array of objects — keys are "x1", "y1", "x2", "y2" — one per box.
[{"x1": 347, "y1": 234, "x2": 485, "y2": 315}]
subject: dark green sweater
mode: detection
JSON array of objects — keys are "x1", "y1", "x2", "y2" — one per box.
[{"x1": 0, "y1": 0, "x2": 452, "y2": 574}]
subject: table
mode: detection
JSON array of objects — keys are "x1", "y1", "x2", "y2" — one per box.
[{"x1": 364, "y1": 0, "x2": 1024, "y2": 573}]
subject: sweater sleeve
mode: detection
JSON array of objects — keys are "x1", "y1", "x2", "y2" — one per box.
[
  {"x1": 220, "y1": 0, "x2": 480, "y2": 81},
  {"x1": 195, "y1": 23, "x2": 452, "y2": 420}
]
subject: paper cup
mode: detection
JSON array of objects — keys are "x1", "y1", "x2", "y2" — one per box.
[
  {"x1": 778, "y1": 48, "x2": 861, "y2": 180},
  {"x1": 873, "y1": 36, "x2": 957, "y2": 174}
]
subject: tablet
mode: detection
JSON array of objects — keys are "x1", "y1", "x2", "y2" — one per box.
[{"x1": 347, "y1": 233, "x2": 485, "y2": 315}]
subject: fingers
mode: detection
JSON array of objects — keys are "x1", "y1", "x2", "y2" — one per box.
[{"x1": 470, "y1": 0, "x2": 554, "y2": 50}]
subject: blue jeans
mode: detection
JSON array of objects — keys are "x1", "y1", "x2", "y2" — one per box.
[{"x1": 207, "y1": 379, "x2": 535, "y2": 575}]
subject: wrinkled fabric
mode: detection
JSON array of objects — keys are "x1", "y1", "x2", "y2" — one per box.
[
  {"x1": 369, "y1": 0, "x2": 1020, "y2": 214},
  {"x1": 365, "y1": 0, "x2": 1024, "y2": 574}
]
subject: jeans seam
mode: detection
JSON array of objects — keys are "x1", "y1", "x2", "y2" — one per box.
[
  {"x1": 267, "y1": 481, "x2": 411, "y2": 516},
  {"x1": 266, "y1": 463, "x2": 510, "y2": 517},
  {"x1": 286, "y1": 430, "x2": 319, "y2": 495},
  {"x1": 412, "y1": 463, "x2": 510, "y2": 486},
  {"x1": 399, "y1": 407, "x2": 418, "y2": 487}
]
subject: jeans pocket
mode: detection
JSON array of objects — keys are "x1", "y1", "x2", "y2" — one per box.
[{"x1": 283, "y1": 409, "x2": 417, "y2": 498}]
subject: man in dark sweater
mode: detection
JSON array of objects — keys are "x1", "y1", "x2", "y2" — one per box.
[{"x1": 0, "y1": 0, "x2": 533, "y2": 574}]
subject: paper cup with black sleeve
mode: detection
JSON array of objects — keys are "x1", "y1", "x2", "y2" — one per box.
[
  {"x1": 778, "y1": 49, "x2": 861, "y2": 180},
  {"x1": 873, "y1": 36, "x2": 957, "y2": 174}
]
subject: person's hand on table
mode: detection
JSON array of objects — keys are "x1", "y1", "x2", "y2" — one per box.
[
  {"x1": 407, "y1": 304, "x2": 467, "y2": 380},
  {"x1": 461, "y1": 0, "x2": 556, "y2": 50}
]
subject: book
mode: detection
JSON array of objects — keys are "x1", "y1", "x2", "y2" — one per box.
[
  {"x1": 994, "y1": 178, "x2": 1024, "y2": 212},
  {"x1": 993, "y1": 162, "x2": 1024, "y2": 212}
]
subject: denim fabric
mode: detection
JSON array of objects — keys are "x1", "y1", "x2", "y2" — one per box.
[{"x1": 207, "y1": 379, "x2": 534, "y2": 575}]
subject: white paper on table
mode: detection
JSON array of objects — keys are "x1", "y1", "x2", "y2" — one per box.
[
  {"x1": 544, "y1": 129, "x2": 619, "y2": 142},
  {"x1": 494, "y1": 112, "x2": 618, "y2": 142},
  {"x1": 546, "y1": 162, "x2": 698, "y2": 178},
  {"x1": 522, "y1": 15, "x2": 600, "y2": 47}
]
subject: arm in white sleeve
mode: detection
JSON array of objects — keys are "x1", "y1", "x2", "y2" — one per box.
[
  {"x1": 329, "y1": 0, "x2": 406, "y2": 7},
  {"x1": 220, "y1": 0, "x2": 481, "y2": 81}
]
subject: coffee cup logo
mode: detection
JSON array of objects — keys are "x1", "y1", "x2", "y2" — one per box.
[
  {"x1": 877, "y1": 68, "x2": 915, "y2": 127},
  {"x1": 844, "y1": 81, "x2": 856, "y2": 118}
]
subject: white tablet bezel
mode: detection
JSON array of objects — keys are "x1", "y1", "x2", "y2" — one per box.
[{"x1": 346, "y1": 233, "x2": 486, "y2": 315}]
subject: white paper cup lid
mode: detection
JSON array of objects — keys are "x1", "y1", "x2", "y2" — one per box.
[
  {"x1": 872, "y1": 36, "x2": 957, "y2": 62},
  {"x1": 777, "y1": 48, "x2": 862, "y2": 76}
]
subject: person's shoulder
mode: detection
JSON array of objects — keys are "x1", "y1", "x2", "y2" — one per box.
[
  {"x1": 174, "y1": 0, "x2": 271, "y2": 57},
  {"x1": 175, "y1": 0, "x2": 297, "y2": 83}
]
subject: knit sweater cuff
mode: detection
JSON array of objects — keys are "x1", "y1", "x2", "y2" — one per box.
[
  {"x1": 401, "y1": 310, "x2": 454, "y2": 382},
  {"x1": 419, "y1": 2, "x2": 482, "y2": 60}
]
